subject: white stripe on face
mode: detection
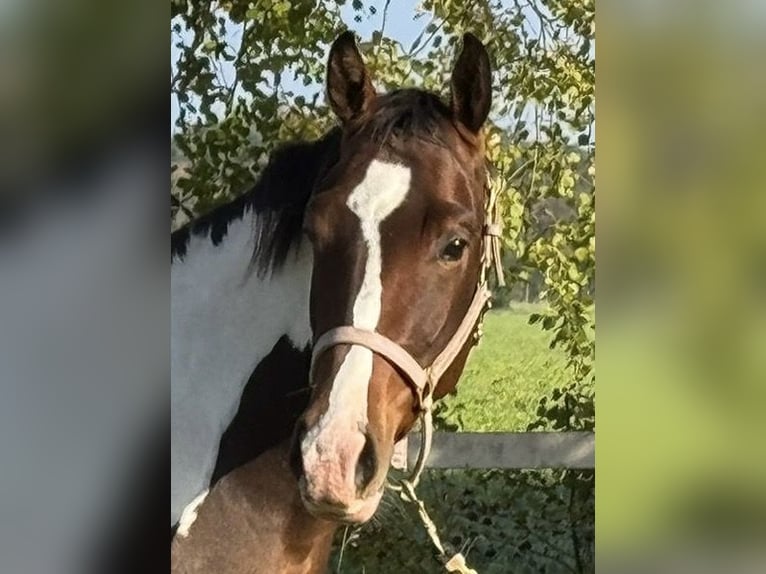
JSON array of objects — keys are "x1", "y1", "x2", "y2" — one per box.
[
  {"x1": 347, "y1": 160, "x2": 412, "y2": 331},
  {"x1": 302, "y1": 160, "x2": 411, "y2": 457}
]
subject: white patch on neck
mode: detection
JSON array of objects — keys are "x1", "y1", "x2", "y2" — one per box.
[
  {"x1": 176, "y1": 489, "x2": 208, "y2": 538},
  {"x1": 303, "y1": 160, "x2": 411, "y2": 454},
  {"x1": 171, "y1": 210, "x2": 313, "y2": 526}
]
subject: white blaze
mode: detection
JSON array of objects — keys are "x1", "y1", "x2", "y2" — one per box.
[
  {"x1": 303, "y1": 160, "x2": 411, "y2": 454},
  {"x1": 172, "y1": 211, "x2": 313, "y2": 526},
  {"x1": 347, "y1": 161, "x2": 412, "y2": 331}
]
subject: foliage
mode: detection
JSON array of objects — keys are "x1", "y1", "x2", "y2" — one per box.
[{"x1": 329, "y1": 468, "x2": 593, "y2": 573}]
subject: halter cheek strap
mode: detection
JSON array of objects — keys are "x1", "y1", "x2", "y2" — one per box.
[{"x1": 310, "y1": 283, "x2": 492, "y2": 486}]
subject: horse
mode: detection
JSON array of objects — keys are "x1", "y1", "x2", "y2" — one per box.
[{"x1": 171, "y1": 29, "x2": 494, "y2": 572}]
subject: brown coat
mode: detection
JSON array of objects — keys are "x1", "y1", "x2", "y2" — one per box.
[{"x1": 171, "y1": 440, "x2": 338, "y2": 574}]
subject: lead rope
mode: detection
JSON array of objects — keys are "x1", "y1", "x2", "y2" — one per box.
[
  {"x1": 389, "y1": 400, "x2": 479, "y2": 573},
  {"x1": 390, "y1": 178, "x2": 504, "y2": 574}
]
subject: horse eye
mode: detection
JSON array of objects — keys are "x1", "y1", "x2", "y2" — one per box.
[{"x1": 440, "y1": 237, "x2": 468, "y2": 262}]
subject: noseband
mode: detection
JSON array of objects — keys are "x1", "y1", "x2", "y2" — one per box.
[{"x1": 309, "y1": 181, "x2": 504, "y2": 487}]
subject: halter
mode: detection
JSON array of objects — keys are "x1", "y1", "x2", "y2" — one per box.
[{"x1": 309, "y1": 179, "x2": 505, "y2": 488}]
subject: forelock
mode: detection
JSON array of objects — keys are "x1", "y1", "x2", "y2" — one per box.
[{"x1": 357, "y1": 89, "x2": 456, "y2": 151}]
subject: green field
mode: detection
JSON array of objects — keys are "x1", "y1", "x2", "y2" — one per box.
[{"x1": 436, "y1": 305, "x2": 570, "y2": 432}]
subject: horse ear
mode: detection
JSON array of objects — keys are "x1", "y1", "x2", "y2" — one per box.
[
  {"x1": 450, "y1": 33, "x2": 492, "y2": 133},
  {"x1": 326, "y1": 31, "x2": 376, "y2": 124}
]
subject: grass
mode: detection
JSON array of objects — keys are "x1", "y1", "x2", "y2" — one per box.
[{"x1": 436, "y1": 305, "x2": 570, "y2": 432}]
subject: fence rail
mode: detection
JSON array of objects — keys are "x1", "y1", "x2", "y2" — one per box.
[{"x1": 401, "y1": 431, "x2": 594, "y2": 470}]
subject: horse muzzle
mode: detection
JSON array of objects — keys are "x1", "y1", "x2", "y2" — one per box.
[{"x1": 291, "y1": 419, "x2": 386, "y2": 524}]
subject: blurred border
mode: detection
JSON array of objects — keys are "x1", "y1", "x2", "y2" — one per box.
[
  {"x1": 598, "y1": 0, "x2": 766, "y2": 571},
  {"x1": 0, "y1": 1, "x2": 169, "y2": 573}
]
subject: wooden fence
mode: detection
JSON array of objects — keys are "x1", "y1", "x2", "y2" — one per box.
[{"x1": 400, "y1": 431, "x2": 594, "y2": 471}]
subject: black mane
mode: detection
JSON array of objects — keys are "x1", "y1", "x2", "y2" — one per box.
[
  {"x1": 170, "y1": 88, "x2": 454, "y2": 275},
  {"x1": 170, "y1": 128, "x2": 341, "y2": 275}
]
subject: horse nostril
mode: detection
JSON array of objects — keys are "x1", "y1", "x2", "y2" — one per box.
[
  {"x1": 355, "y1": 433, "x2": 377, "y2": 494},
  {"x1": 289, "y1": 419, "x2": 307, "y2": 480}
]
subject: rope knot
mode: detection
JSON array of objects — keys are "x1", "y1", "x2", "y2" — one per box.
[
  {"x1": 445, "y1": 553, "x2": 479, "y2": 574},
  {"x1": 483, "y1": 222, "x2": 503, "y2": 237}
]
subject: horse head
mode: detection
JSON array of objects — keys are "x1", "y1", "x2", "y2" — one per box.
[{"x1": 291, "y1": 31, "x2": 492, "y2": 524}]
